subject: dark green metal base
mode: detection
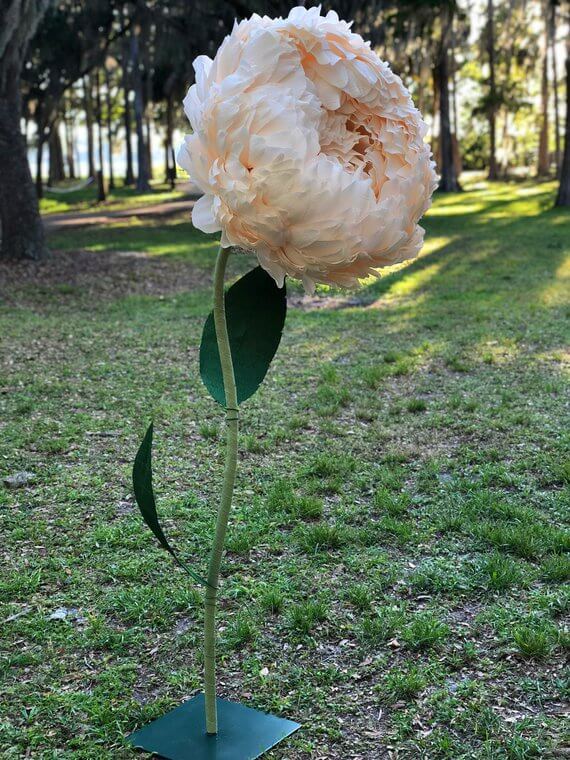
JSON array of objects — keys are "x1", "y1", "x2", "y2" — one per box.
[{"x1": 126, "y1": 694, "x2": 300, "y2": 759}]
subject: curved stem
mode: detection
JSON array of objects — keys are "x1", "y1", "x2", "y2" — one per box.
[{"x1": 203, "y1": 246, "x2": 239, "y2": 735}]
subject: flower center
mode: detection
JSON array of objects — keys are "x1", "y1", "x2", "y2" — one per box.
[{"x1": 318, "y1": 98, "x2": 387, "y2": 199}]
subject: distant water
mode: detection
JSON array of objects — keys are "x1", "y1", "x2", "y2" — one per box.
[{"x1": 27, "y1": 124, "x2": 185, "y2": 183}]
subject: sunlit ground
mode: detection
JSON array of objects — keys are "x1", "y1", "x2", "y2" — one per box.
[{"x1": 1, "y1": 180, "x2": 569, "y2": 759}]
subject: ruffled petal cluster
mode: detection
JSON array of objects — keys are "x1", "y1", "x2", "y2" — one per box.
[{"x1": 178, "y1": 5, "x2": 438, "y2": 291}]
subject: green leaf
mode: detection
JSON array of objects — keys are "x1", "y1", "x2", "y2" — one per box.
[
  {"x1": 132, "y1": 423, "x2": 209, "y2": 587},
  {"x1": 200, "y1": 266, "x2": 287, "y2": 405}
]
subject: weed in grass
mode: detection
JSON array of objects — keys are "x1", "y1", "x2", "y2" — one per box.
[
  {"x1": 512, "y1": 623, "x2": 555, "y2": 660},
  {"x1": 501, "y1": 735, "x2": 543, "y2": 759},
  {"x1": 0, "y1": 569, "x2": 42, "y2": 601},
  {"x1": 407, "y1": 398, "x2": 427, "y2": 413},
  {"x1": 416, "y1": 460, "x2": 442, "y2": 494},
  {"x1": 375, "y1": 465, "x2": 405, "y2": 492},
  {"x1": 296, "y1": 523, "x2": 348, "y2": 552},
  {"x1": 378, "y1": 516, "x2": 415, "y2": 545},
  {"x1": 102, "y1": 585, "x2": 200, "y2": 627},
  {"x1": 402, "y1": 612, "x2": 450, "y2": 651},
  {"x1": 266, "y1": 479, "x2": 295, "y2": 512},
  {"x1": 359, "y1": 607, "x2": 404, "y2": 645},
  {"x1": 436, "y1": 508, "x2": 464, "y2": 534},
  {"x1": 287, "y1": 414, "x2": 310, "y2": 431},
  {"x1": 409, "y1": 560, "x2": 464, "y2": 594},
  {"x1": 305, "y1": 452, "x2": 356, "y2": 480},
  {"x1": 355, "y1": 406, "x2": 375, "y2": 421},
  {"x1": 383, "y1": 449, "x2": 412, "y2": 465},
  {"x1": 477, "y1": 523, "x2": 569, "y2": 559},
  {"x1": 383, "y1": 350, "x2": 400, "y2": 363},
  {"x1": 314, "y1": 384, "x2": 351, "y2": 415},
  {"x1": 360, "y1": 365, "x2": 388, "y2": 388},
  {"x1": 244, "y1": 434, "x2": 264, "y2": 453},
  {"x1": 319, "y1": 365, "x2": 339, "y2": 384},
  {"x1": 467, "y1": 492, "x2": 534, "y2": 522},
  {"x1": 469, "y1": 705, "x2": 501, "y2": 741},
  {"x1": 541, "y1": 554, "x2": 570, "y2": 583},
  {"x1": 346, "y1": 584, "x2": 373, "y2": 612},
  {"x1": 227, "y1": 613, "x2": 258, "y2": 647},
  {"x1": 293, "y1": 496, "x2": 323, "y2": 520},
  {"x1": 378, "y1": 664, "x2": 428, "y2": 704},
  {"x1": 446, "y1": 641, "x2": 478, "y2": 670},
  {"x1": 270, "y1": 427, "x2": 289, "y2": 444},
  {"x1": 199, "y1": 423, "x2": 218, "y2": 439},
  {"x1": 445, "y1": 354, "x2": 470, "y2": 373},
  {"x1": 475, "y1": 553, "x2": 528, "y2": 591},
  {"x1": 478, "y1": 464, "x2": 519, "y2": 489},
  {"x1": 549, "y1": 458, "x2": 570, "y2": 485},
  {"x1": 374, "y1": 487, "x2": 410, "y2": 517},
  {"x1": 226, "y1": 531, "x2": 257, "y2": 555},
  {"x1": 288, "y1": 600, "x2": 328, "y2": 634},
  {"x1": 529, "y1": 588, "x2": 570, "y2": 617},
  {"x1": 267, "y1": 480, "x2": 323, "y2": 520},
  {"x1": 392, "y1": 358, "x2": 414, "y2": 376},
  {"x1": 259, "y1": 589, "x2": 284, "y2": 615},
  {"x1": 557, "y1": 630, "x2": 570, "y2": 652},
  {"x1": 388, "y1": 402, "x2": 403, "y2": 417}
]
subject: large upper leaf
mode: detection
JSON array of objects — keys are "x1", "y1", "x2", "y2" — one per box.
[
  {"x1": 132, "y1": 423, "x2": 209, "y2": 587},
  {"x1": 200, "y1": 266, "x2": 287, "y2": 406}
]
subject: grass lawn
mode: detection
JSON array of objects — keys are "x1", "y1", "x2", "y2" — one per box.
[
  {"x1": 40, "y1": 179, "x2": 189, "y2": 216},
  {"x1": 1, "y1": 180, "x2": 569, "y2": 759}
]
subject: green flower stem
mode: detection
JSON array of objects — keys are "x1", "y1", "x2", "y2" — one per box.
[{"x1": 204, "y1": 245, "x2": 239, "y2": 736}]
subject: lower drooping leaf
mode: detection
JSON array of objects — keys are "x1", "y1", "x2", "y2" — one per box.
[
  {"x1": 132, "y1": 423, "x2": 209, "y2": 587},
  {"x1": 200, "y1": 265, "x2": 287, "y2": 406}
]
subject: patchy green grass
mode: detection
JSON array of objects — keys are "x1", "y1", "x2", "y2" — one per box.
[
  {"x1": 1, "y1": 180, "x2": 569, "y2": 758},
  {"x1": 40, "y1": 179, "x2": 188, "y2": 215}
]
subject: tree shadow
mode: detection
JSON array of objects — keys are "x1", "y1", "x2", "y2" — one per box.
[{"x1": 303, "y1": 188, "x2": 569, "y2": 361}]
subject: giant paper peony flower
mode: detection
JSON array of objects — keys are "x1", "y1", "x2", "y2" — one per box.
[{"x1": 178, "y1": 5, "x2": 438, "y2": 292}]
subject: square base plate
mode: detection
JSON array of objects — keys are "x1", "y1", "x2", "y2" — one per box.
[{"x1": 126, "y1": 694, "x2": 300, "y2": 759}]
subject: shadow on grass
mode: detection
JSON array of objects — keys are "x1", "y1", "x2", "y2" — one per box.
[
  {"x1": 297, "y1": 183, "x2": 570, "y2": 360},
  {"x1": 50, "y1": 217, "x2": 219, "y2": 271}
]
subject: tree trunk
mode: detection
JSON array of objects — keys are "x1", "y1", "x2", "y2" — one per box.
[
  {"x1": 105, "y1": 66, "x2": 115, "y2": 190},
  {"x1": 144, "y1": 33, "x2": 154, "y2": 182},
  {"x1": 0, "y1": 0, "x2": 50, "y2": 260},
  {"x1": 555, "y1": 39, "x2": 570, "y2": 207},
  {"x1": 130, "y1": 28, "x2": 150, "y2": 192},
  {"x1": 165, "y1": 91, "x2": 176, "y2": 189},
  {"x1": 122, "y1": 38, "x2": 134, "y2": 186},
  {"x1": 35, "y1": 105, "x2": 45, "y2": 199},
  {"x1": 94, "y1": 69, "x2": 106, "y2": 202},
  {"x1": 64, "y1": 108, "x2": 76, "y2": 179},
  {"x1": 146, "y1": 115, "x2": 153, "y2": 180},
  {"x1": 48, "y1": 119, "x2": 65, "y2": 185},
  {"x1": 549, "y1": 2, "x2": 561, "y2": 176},
  {"x1": 500, "y1": 111, "x2": 510, "y2": 178},
  {"x1": 435, "y1": 6, "x2": 461, "y2": 192},
  {"x1": 487, "y1": 0, "x2": 498, "y2": 180},
  {"x1": 537, "y1": 9, "x2": 550, "y2": 176},
  {"x1": 0, "y1": 66, "x2": 46, "y2": 260},
  {"x1": 83, "y1": 75, "x2": 95, "y2": 178},
  {"x1": 450, "y1": 22, "x2": 462, "y2": 179}
]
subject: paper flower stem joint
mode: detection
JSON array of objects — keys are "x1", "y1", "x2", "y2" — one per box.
[{"x1": 203, "y1": 246, "x2": 239, "y2": 735}]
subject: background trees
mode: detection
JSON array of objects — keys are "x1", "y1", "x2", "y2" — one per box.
[
  {"x1": 1, "y1": 0, "x2": 569, "y2": 261},
  {"x1": 555, "y1": 28, "x2": 570, "y2": 205}
]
